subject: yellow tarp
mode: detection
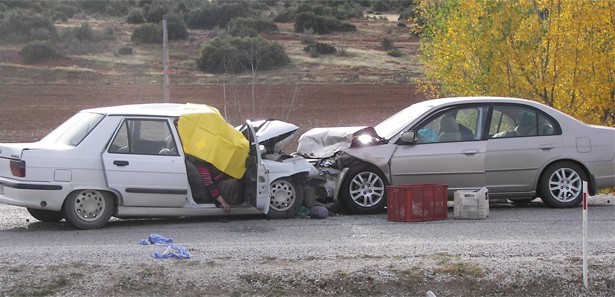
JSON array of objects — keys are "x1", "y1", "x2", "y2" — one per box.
[{"x1": 177, "y1": 103, "x2": 249, "y2": 179}]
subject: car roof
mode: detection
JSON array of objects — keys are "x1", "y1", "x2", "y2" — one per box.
[
  {"x1": 418, "y1": 96, "x2": 541, "y2": 108},
  {"x1": 81, "y1": 103, "x2": 219, "y2": 117}
]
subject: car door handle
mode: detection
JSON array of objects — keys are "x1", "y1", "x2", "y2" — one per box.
[
  {"x1": 113, "y1": 160, "x2": 129, "y2": 166},
  {"x1": 462, "y1": 149, "x2": 478, "y2": 156},
  {"x1": 539, "y1": 144, "x2": 555, "y2": 150}
]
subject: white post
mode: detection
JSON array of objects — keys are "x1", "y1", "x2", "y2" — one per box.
[
  {"x1": 162, "y1": 16, "x2": 169, "y2": 103},
  {"x1": 582, "y1": 180, "x2": 588, "y2": 288}
]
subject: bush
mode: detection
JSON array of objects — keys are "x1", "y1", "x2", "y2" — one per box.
[
  {"x1": 303, "y1": 42, "x2": 337, "y2": 56},
  {"x1": 381, "y1": 36, "x2": 395, "y2": 50},
  {"x1": 187, "y1": 2, "x2": 251, "y2": 30},
  {"x1": 294, "y1": 12, "x2": 356, "y2": 34},
  {"x1": 3, "y1": 11, "x2": 58, "y2": 40},
  {"x1": 165, "y1": 15, "x2": 189, "y2": 40},
  {"x1": 273, "y1": 9, "x2": 295, "y2": 22},
  {"x1": 196, "y1": 36, "x2": 290, "y2": 74},
  {"x1": 29, "y1": 27, "x2": 54, "y2": 41},
  {"x1": 117, "y1": 46, "x2": 133, "y2": 55},
  {"x1": 19, "y1": 40, "x2": 57, "y2": 64},
  {"x1": 131, "y1": 23, "x2": 162, "y2": 43},
  {"x1": 387, "y1": 48, "x2": 403, "y2": 57},
  {"x1": 127, "y1": 8, "x2": 145, "y2": 24},
  {"x1": 228, "y1": 18, "x2": 278, "y2": 36},
  {"x1": 73, "y1": 22, "x2": 93, "y2": 42},
  {"x1": 54, "y1": 4, "x2": 79, "y2": 18},
  {"x1": 144, "y1": 4, "x2": 167, "y2": 23}
]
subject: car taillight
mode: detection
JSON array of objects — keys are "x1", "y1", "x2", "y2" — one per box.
[{"x1": 10, "y1": 160, "x2": 26, "y2": 177}]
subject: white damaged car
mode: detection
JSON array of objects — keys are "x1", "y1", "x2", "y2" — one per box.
[{"x1": 0, "y1": 103, "x2": 313, "y2": 229}]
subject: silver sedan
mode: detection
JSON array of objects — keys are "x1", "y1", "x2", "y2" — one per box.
[{"x1": 297, "y1": 97, "x2": 615, "y2": 214}]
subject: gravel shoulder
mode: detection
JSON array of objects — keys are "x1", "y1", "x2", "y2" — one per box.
[{"x1": 1, "y1": 195, "x2": 614, "y2": 296}]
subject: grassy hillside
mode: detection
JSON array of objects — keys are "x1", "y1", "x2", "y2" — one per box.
[{"x1": 0, "y1": 12, "x2": 422, "y2": 85}]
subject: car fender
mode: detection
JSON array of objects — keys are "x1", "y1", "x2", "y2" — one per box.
[{"x1": 342, "y1": 144, "x2": 397, "y2": 182}]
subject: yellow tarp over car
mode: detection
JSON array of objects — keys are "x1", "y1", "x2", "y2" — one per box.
[{"x1": 177, "y1": 104, "x2": 249, "y2": 179}]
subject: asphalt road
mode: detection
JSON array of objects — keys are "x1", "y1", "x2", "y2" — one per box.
[{"x1": 0, "y1": 197, "x2": 613, "y2": 266}]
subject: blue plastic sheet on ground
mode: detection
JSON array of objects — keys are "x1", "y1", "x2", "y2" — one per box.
[
  {"x1": 139, "y1": 234, "x2": 174, "y2": 245},
  {"x1": 139, "y1": 234, "x2": 190, "y2": 259},
  {"x1": 152, "y1": 244, "x2": 191, "y2": 259}
]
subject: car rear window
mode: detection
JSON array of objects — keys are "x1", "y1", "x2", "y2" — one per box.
[{"x1": 41, "y1": 112, "x2": 105, "y2": 146}]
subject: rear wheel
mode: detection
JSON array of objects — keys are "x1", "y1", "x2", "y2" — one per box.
[
  {"x1": 340, "y1": 164, "x2": 387, "y2": 214},
  {"x1": 27, "y1": 208, "x2": 64, "y2": 222},
  {"x1": 63, "y1": 190, "x2": 114, "y2": 229},
  {"x1": 539, "y1": 162, "x2": 587, "y2": 208},
  {"x1": 267, "y1": 178, "x2": 304, "y2": 219}
]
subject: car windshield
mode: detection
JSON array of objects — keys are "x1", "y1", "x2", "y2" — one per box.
[
  {"x1": 374, "y1": 103, "x2": 433, "y2": 140},
  {"x1": 40, "y1": 112, "x2": 105, "y2": 146}
]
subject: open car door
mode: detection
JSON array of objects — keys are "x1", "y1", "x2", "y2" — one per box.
[{"x1": 243, "y1": 120, "x2": 270, "y2": 214}]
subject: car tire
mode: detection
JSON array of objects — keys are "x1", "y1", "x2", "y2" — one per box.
[
  {"x1": 27, "y1": 208, "x2": 64, "y2": 222},
  {"x1": 63, "y1": 190, "x2": 114, "y2": 229},
  {"x1": 539, "y1": 161, "x2": 587, "y2": 208},
  {"x1": 267, "y1": 178, "x2": 304, "y2": 219},
  {"x1": 340, "y1": 163, "x2": 388, "y2": 214}
]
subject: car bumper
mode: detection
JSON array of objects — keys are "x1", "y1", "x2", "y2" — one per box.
[{"x1": 0, "y1": 178, "x2": 68, "y2": 211}]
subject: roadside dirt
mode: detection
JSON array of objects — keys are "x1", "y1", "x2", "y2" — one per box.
[{"x1": 0, "y1": 83, "x2": 424, "y2": 145}]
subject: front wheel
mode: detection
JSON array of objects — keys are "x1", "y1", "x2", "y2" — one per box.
[
  {"x1": 267, "y1": 178, "x2": 304, "y2": 219},
  {"x1": 63, "y1": 190, "x2": 114, "y2": 229},
  {"x1": 539, "y1": 162, "x2": 587, "y2": 208},
  {"x1": 340, "y1": 164, "x2": 387, "y2": 214},
  {"x1": 27, "y1": 208, "x2": 64, "y2": 222}
]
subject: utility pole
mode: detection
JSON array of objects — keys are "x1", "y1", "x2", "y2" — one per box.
[{"x1": 162, "y1": 16, "x2": 169, "y2": 103}]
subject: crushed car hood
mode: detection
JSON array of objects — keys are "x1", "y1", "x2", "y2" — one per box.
[{"x1": 297, "y1": 126, "x2": 388, "y2": 158}]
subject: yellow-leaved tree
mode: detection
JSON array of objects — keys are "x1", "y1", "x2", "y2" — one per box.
[{"x1": 415, "y1": 0, "x2": 615, "y2": 126}]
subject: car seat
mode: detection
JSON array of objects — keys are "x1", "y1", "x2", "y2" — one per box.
[
  {"x1": 438, "y1": 115, "x2": 461, "y2": 142},
  {"x1": 514, "y1": 112, "x2": 537, "y2": 136}
]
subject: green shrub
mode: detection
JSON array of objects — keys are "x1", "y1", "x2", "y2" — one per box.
[
  {"x1": 54, "y1": 4, "x2": 79, "y2": 18},
  {"x1": 336, "y1": 22, "x2": 357, "y2": 32},
  {"x1": 127, "y1": 8, "x2": 145, "y2": 24},
  {"x1": 29, "y1": 27, "x2": 54, "y2": 41},
  {"x1": 118, "y1": 46, "x2": 133, "y2": 55},
  {"x1": 273, "y1": 9, "x2": 295, "y2": 22},
  {"x1": 74, "y1": 22, "x2": 93, "y2": 42},
  {"x1": 131, "y1": 23, "x2": 162, "y2": 43},
  {"x1": 103, "y1": 26, "x2": 115, "y2": 40},
  {"x1": 19, "y1": 40, "x2": 57, "y2": 64},
  {"x1": 196, "y1": 36, "x2": 290, "y2": 74},
  {"x1": 144, "y1": 4, "x2": 167, "y2": 23},
  {"x1": 3, "y1": 10, "x2": 58, "y2": 40},
  {"x1": 381, "y1": 36, "x2": 395, "y2": 50},
  {"x1": 294, "y1": 12, "x2": 356, "y2": 34},
  {"x1": 387, "y1": 48, "x2": 403, "y2": 57},
  {"x1": 165, "y1": 15, "x2": 189, "y2": 40},
  {"x1": 187, "y1": 2, "x2": 251, "y2": 30},
  {"x1": 228, "y1": 18, "x2": 278, "y2": 36},
  {"x1": 303, "y1": 42, "x2": 337, "y2": 56}
]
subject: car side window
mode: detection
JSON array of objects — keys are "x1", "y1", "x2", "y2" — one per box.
[
  {"x1": 416, "y1": 107, "x2": 482, "y2": 143},
  {"x1": 108, "y1": 119, "x2": 178, "y2": 155},
  {"x1": 490, "y1": 105, "x2": 558, "y2": 138}
]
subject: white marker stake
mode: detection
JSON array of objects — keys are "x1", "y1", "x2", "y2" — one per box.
[{"x1": 582, "y1": 181, "x2": 588, "y2": 289}]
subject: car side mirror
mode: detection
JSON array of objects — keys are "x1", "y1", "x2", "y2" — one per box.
[{"x1": 399, "y1": 131, "x2": 416, "y2": 144}]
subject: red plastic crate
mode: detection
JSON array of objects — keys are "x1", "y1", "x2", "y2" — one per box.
[{"x1": 387, "y1": 184, "x2": 449, "y2": 222}]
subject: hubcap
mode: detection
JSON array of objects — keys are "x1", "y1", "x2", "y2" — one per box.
[
  {"x1": 74, "y1": 190, "x2": 106, "y2": 221},
  {"x1": 548, "y1": 168, "x2": 582, "y2": 202},
  {"x1": 349, "y1": 172, "x2": 385, "y2": 207},
  {"x1": 270, "y1": 180, "x2": 296, "y2": 211}
]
